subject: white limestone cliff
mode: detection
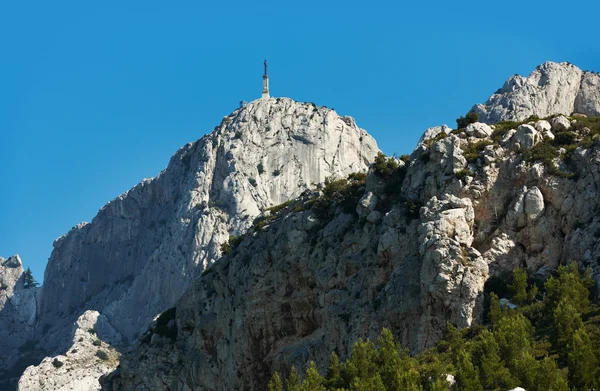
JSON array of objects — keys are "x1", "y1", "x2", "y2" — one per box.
[
  {"x1": 473, "y1": 61, "x2": 600, "y2": 123},
  {"x1": 1, "y1": 97, "x2": 378, "y2": 389},
  {"x1": 104, "y1": 107, "x2": 600, "y2": 391},
  {"x1": 18, "y1": 311, "x2": 119, "y2": 391}
]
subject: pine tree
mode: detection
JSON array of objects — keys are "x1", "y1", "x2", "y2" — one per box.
[
  {"x1": 509, "y1": 267, "x2": 528, "y2": 305},
  {"x1": 488, "y1": 292, "x2": 504, "y2": 325},
  {"x1": 544, "y1": 264, "x2": 590, "y2": 317},
  {"x1": 534, "y1": 357, "x2": 569, "y2": 391},
  {"x1": 567, "y1": 328, "x2": 599, "y2": 391},
  {"x1": 454, "y1": 349, "x2": 482, "y2": 391},
  {"x1": 268, "y1": 372, "x2": 283, "y2": 391},
  {"x1": 286, "y1": 366, "x2": 302, "y2": 391},
  {"x1": 23, "y1": 267, "x2": 39, "y2": 289},
  {"x1": 377, "y1": 328, "x2": 403, "y2": 390},
  {"x1": 301, "y1": 361, "x2": 325, "y2": 391},
  {"x1": 325, "y1": 352, "x2": 342, "y2": 389},
  {"x1": 472, "y1": 330, "x2": 514, "y2": 390},
  {"x1": 493, "y1": 313, "x2": 533, "y2": 370},
  {"x1": 553, "y1": 299, "x2": 583, "y2": 353},
  {"x1": 344, "y1": 339, "x2": 380, "y2": 386},
  {"x1": 511, "y1": 351, "x2": 538, "y2": 390}
]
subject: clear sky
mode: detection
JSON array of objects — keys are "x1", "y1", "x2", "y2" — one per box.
[{"x1": 2, "y1": 0, "x2": 599, "y2": 283}]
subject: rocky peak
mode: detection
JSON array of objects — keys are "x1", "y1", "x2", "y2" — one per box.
[
  {"x1": 1, "y1": 97, "x2": 378, "y2": 388},
  {"x1": 473, "y1": 61, "x2": 600, "y2": 123},
  {"x1": 104, "y1": 106, "x2": 600, "y2": 390}
]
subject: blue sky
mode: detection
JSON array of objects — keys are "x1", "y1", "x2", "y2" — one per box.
[{"x1": 2, "y1": 1, "x2": 600, "y2": 282}]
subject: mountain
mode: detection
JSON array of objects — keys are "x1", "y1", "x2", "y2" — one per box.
[
  {"x1": 473, "y1": 61, "x2": 600, "y2": 123},
  {"x1": 1, "y1": 98, "x2": 378, "y2": 389},
  {"x1": 5, "y1": 61, "x2": 600, "y2": 390},
  {"x1": 95, "y1": 62, "x2": 600, "y2": 390}
]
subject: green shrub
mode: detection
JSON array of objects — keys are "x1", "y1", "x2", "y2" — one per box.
[
  {"x1": 257, "y1": 163, "x2": 264, "y2": 174},
  {"x1": 419, "y1": 152, "x2": 430, "y2": 162},
  {"x1": 553, "y1": 131, "x2": 578, "y2": 146},
  {"x1": 221, "y1": 235, "x2": 241, "y2": 254},
  {"x1": 455, "y1": 169, "x2": 474, "y2": 181},
  {"x1": 248, "y1": 178, "x2": 257, "y2": 187},
  {"x1": 234, "y1": 131, "x2": 243, "y2": 139},
  {"x1": 373, "y1": 152, "x2": 398, "y2": 178},
  {"x1": 95, "y1": 350, "x2": 109, "y2": 361},
  {"x1": 272, "y1": 169, "x2": 281, "y2": 176},
  {"x1": 92, "y1": 339, "x2": 101, "y2": 347},
  {"x1": 404, "y1": 200, "x2": 423, "y2": 219},
  {"x1": 399, "y1": 154, "x2": 411, "y2": 163},
  {"x1": 424, "y1": 132, "x2": 448, "y2": 147},
  {"x1": 462, "y1": 140, "x2": 493, "y2": 163},
  {"x1": 266, "y1": 200, "x2": 292, "y2": 215},
  {"x1": 52, "y1": 358, "x2": 63, "y2": 368},
  {"x1": 456, "y1": 112, "x2": 479, "y2": 129},
  {"x1": 491, "y1": 121, "x2": 519, "y2": 142},
  {"x1": 524, "y1": 142, "x2": 557, "y2": 164}
]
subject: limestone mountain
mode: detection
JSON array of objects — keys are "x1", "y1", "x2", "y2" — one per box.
[
  {"x1": 0, "y1": 98, "x2": 378, "y2": 389},
  {"x1": 5, "y1": 61, "x2": 600, "y2": 391},
  {"x1": 473, "y1": 61, "x2": 600, "y2": 123},
  {"x1": 97, "y1": 63, "x2": 600, "y2": 390}
]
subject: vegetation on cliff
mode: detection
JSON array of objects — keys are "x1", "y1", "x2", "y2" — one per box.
[{"x1": 270, "y1": 264, "x2": 600, "y2": 391}]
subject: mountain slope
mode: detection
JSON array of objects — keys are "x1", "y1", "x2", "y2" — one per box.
[
  {"x1": 102, "y1": 67, "x2": 600, "y2": 390},
  {"x1": 1, "y1": 98, "x2": 378, "y2": 388},
  {"x1": 472, "y1": 61, "x2": 600, "y2": 123}
]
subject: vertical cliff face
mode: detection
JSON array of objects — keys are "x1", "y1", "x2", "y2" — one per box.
[
  {"x1": 472, "y1": 61, "x2": 600, "y2": 123},
  {"x1": 0, "y1": 256, "x2": 39, "y2": 388},
  {"x1": 0, "y1": 98, "x2": 378, "y2": 388},
  {"x1": 104, "y1": 112, "x2": 600, "y2": 391}
]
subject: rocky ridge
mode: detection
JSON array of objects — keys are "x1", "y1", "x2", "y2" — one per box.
[
  {"x1": 103, "y1": 108, "x2": 600, "y2": 390},
  {"x1": 18, "y1": 311, "x2": 120, "y2": 391},
  {"x1": 0, "y1": 98, "x2": 378, "y2": 388},
  {"x1": 4, "y1": 61, "x2": 600, "y2": 390},
  {"x1": 473, "y1": 61, "x2": 600, "y2": 123}
]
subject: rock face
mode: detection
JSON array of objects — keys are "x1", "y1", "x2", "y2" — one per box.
[
  {"x1": 473, "y1": 62, "x2": 600, "y2": 123},
  {"x1": 18, "y1": 310, "x2": 120, "y2": 391},
  {"x1": 103, "y1": 109, "x2": 600, "y2": 390},
  {"x1": 7, "y1": 62, "x2": 600, "y2": 390},
  {"x1": 1, "y1": 98, "x2": 378, "y2": 389},
  {"x1": 0, "y1": 256, "x2": 39, "y2": 388}
]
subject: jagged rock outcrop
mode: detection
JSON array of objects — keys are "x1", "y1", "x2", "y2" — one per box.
[
  {"x1": 8, "y1": 61, "x2": 600, "y2": 390},
  {"x1": 0, "y1": 256, "x2": 39, "y2": 388},
  {"x1": 1, "y1": 98, "x2": 378, "y2": 389},
  {"x1": 18, "y1": 311, "x2": 120, "y2": 391},
  {"x1": 473, "y1": 61, "x2": 600, "y2": 123},
  {"x1": 104, "y1": 109, "x2": 600, "y2": 390}
]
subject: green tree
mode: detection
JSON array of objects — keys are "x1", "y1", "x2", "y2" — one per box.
[
  {"x1": 301, "y1": 361, "x2": 325, "y2": 391},
  {"x1": 268, "y1": 372, "x2": 283, "y2": 391},
  {"x1": 488, "y1": 292, "x2": 504, "y2": 325},
  {"x1": 544, "y1": 264, "x2": 590, "y2": 317},
  {"x1": 511, "y1": 351, "x2": 538, "y2": 390},
  {"x1": 493, "y1": 313, "x2": 533, "y2": 370},
  {"x1": 377, "y1": 328, "x2": 403, "y2": 390},
  {"x1": 553, "y1": 299, "x2": 583, "y2": 353},
  {"x1": 508, "y1": 267, "x2": 528, "y2": 305},
  {"x1": 454, "y1": 349, "x2": 482, "y2": 391},
  {"x1": 567, "y1": 328, "x2": 599, "y2": 391},
  {"x1": 325, "y1": 352, "x2": 342, "y2": 389},
  {"x1": 23, "y1": 267, "x2": 39, "y2": 289},
  {"x1": 534, "y1": 357, "x2": 569, "y2": 391},
  {"x1": 456, "y1": 112, "x2": 479, "y2": 129},
  {"x1": 472, "y1": 330, "x2": 514, "y2": 390},
  {"x1": 344, "y1": 339, "x2": 379, "y2": 383},
  {"x1": 286, "y1": 366, "x2": 302, "y2": 391}
]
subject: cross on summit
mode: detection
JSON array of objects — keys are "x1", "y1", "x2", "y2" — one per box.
[{"x1": 262, "y1": 59, "x2": 270, "y2": 99}]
